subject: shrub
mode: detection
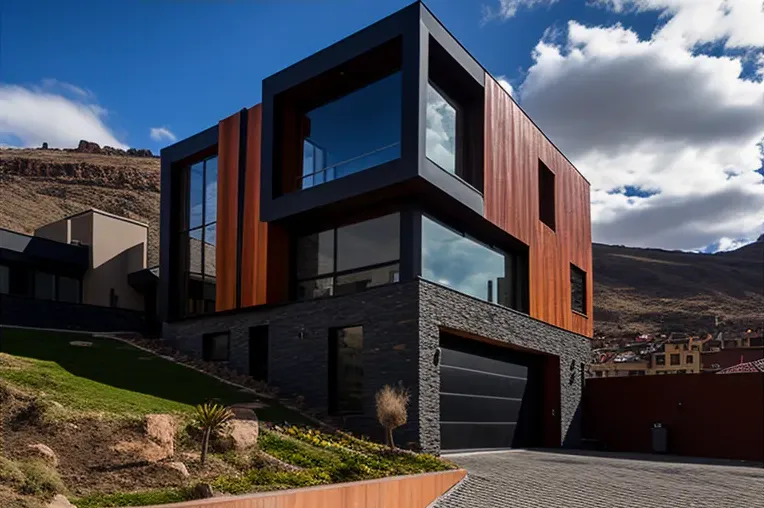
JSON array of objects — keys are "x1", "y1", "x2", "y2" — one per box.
[
  {"x1": 17, "y1": 459, "x2": 66, "y2": 496},
  {"x1": 0, "y1": 455, "x2": 25, "y2": 489},
  {"x1": 259, "y1": 431, "x2": 340, "y2": 469},
  {"x1": 193, "y1": 402, "x2": 234, "y2": 465},
  {"x1": 73, "y1": 488, "x2": 191, "y2": 508},
  {"x1": 375, "y1": 384, "x2": 410, "y2": 450}
]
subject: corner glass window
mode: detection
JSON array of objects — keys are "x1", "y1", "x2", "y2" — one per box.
[
  {"x1": 426, "y1": 83, "x2": 457, "y2": 174},
  {"x1": 421, "y1": 215, "x2": 513, "y2": 307},
  {"x1": 330, "y1": 326, "x2": 364, "y2": 414},
  {"x1": 34, "y1": 271, "x2": 56, "y2": 300},
  {"x1": 0, "y1": 265, "x2": 8, "y2": 294},
  {"x1": 300, "y1": 72, "x2": 402, "y2": 190},
  {"x1": 178, "y1": 155, "x2": 218, "y2": 317},
  {"x1": 295, "y1": 214, "x2": 400, "y2": 300}
]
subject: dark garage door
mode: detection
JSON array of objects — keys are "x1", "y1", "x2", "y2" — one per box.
[{"x1": 439, "y1": 337, "x2": 543, "y2": 451}]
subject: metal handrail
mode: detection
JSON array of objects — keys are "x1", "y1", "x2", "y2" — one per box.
[{"x1": 298, "y1": 142, "x2": 400, "y2": 183}]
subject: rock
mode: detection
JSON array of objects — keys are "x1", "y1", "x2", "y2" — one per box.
[
  {"x1": 165, "y1": 461, "x2": 190, "y2": 478},
  {"x1": 228, "y1": 419, "x2": 259, "y2": 450},
  {"x1": 26, "y1": 443, "x2": 58, "y2": 467},
  {"x1": 47, "y1": 494, "x2": 76, "y2": 507},
  {"x1": 230, "y1": 407, "x2": 257, "y2": 420},
  {"x1": 127, "y1": 148, "x2": 154, "y2": 157},
  {"x1": 112, "y1": 440, "x2": 169, "y2": 463},
  {"x1": 193, "y1": 483, "x2": 214, "y2": 499},
  {"x1": 41, "y1": 142, "x2": 48, "y2": 150},
  {"x1": 145, "y1": 414, "x2": 175, "y2": 457},
  {"x1": 69, "y1": 341, "x2": 92, "y2": 347},
  {"x1": 76, "y1": 140, "x2": 101, "y2": 154}
]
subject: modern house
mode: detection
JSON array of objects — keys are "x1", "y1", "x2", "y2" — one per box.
[
  {"x1": 159, "y1": 2, "x2": 592, "y2": 454},
  {"x1": 0, "y1": 208, "x2": 150, "y2": 332}
]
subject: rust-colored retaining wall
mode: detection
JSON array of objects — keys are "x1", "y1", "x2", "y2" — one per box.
[
  {"x1": 136, "y1": 469, "x2": 466, "y2": 508},
  {"x1": 583, "y1": 374, "x2": 764, "y2": 462}
]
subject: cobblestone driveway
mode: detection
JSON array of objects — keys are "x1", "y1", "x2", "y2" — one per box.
[{"x1": 435, "y1": 450, "x2": 764, "y2": 508}]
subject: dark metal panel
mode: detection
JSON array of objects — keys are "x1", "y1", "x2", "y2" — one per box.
[
  {"x1": 420, "y1": 159, "x2": 484, "y2": 215},
  {"x1": 440, "y1": 422, "x2": 515, "y2": 450},
  {"x1": 419, "y1": 3, "x2": 484, "y2": 87},
  {"x1": 440, "y1": 393, "x2": 524, "y2": 423},
  {"x1": 440, "y1": 346, "x2": 529, "y2": 379},
  {"x1": 440, "y1": 365, "x2": 528, "y2": 399}
]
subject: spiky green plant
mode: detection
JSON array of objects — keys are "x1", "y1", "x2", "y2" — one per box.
[{"x1": 194, "y1": 402, "x2": 234, "y2": 465}]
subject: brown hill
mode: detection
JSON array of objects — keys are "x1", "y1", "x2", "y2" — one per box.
[{"x1": 1, "y1": 146, "x2": 761, "y2": 337}]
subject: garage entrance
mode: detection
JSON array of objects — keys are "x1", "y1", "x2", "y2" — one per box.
[{"x1": 439, "y1": 334, "x2": 545, "y2": 451}]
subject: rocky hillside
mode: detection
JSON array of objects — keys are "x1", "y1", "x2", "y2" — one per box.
[
  {"x1": 0, "y1": 143, "x2": 160, "y2": 266},
  {"x1": 1, "y1": 144, "x2": 761, "y2": 337}
]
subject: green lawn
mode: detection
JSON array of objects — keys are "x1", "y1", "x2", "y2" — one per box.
[{"x1": 0, "y1": 328, "x2": 306, "y2": 423}]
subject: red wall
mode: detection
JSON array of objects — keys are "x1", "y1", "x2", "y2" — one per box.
[{"x1": 583, "y1": 374, "x2": 764, "y2": 463}]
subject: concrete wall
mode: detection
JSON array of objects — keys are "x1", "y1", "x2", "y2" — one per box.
[
  {"x1": 34, "y1": 219, "x2": 70, "y2": 243},
  {"x1": 0, "y1": 294, "x2": 146, "y2": 333},
  {"x1": 164, "y1": 280, "x2": 591, "y2": 453},
  {"x1": 583, "y1": 373, "x2": 764, "y2": 462}
]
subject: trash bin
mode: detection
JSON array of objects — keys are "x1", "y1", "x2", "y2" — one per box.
[{"x1": 651, "y1": 423, "x2": 668, "y2": 454}]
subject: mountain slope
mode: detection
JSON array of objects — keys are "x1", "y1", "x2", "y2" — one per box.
[{"x1": 1, "y1": 146, "x2": 761, "y2": 337}]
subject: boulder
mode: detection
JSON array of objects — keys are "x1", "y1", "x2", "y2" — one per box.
[
  {"x1": 145, "y1": 414, "x2": 175, "y2": 457},
  {"x1": 112, "y1": 440, "x2": 169, "y2": 463},
  {"x1": 26, "y1": 444, "x2": 58, "y2": 467},
  {"x1": 165, "y1": 461, "x2": 190, "y2": 478},
  {"x1": 47, "y1": 494, "x2": 76, "y2": 508},
  {"x1": 228, "y1": 419, "x2": 259, "y2": 451},
  {"x1": 76, "y1": 140, "x2": 101, "y2": 154},
  {"x1": 193, "y1": 483, "x2": 214, "y2": 499}
]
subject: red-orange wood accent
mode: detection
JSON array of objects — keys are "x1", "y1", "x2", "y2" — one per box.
[
  {"x1": 215, "y1": 112, "x2": 241, "y2": 312},
  {"x1": 240, "y1": 105, "x2": 291, "y2": 307},
  {"x1": 484, "y1": 75, "x2": 593, "y2": 337}
]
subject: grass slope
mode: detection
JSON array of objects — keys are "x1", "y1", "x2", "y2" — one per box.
[{"x1": 0, "y1": 328, "x2": 304, "y2": 423}]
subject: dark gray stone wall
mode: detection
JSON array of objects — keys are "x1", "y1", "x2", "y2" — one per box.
[
  {"x1": 417, "y1": 280, "x2": 591, "y2": 453},
  {"x1": 163, "y1": 279, "x2": 591, "y2": 454},
  {"x1": 163, "y1": 282, "x2": 421, "y2": 444},
  {"x1": 0, "y1": 294, "x2": 147, "y2": 333}
]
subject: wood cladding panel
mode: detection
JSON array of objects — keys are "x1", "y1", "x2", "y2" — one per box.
[
  {"x1": 216, "y1": 112, "x2": 241, "y2": 312},
  {"x1": 484, "y1": 75, "x2": 593, "y2": 337},
  {"x1": 139, "y1": 470, "x2": 467, "y2": 508}
]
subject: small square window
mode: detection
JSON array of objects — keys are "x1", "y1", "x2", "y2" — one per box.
[
  {"x1": 686, "y1": 355, "x2": 694, "y2": 364},
  {"x1": 203, "y1": 332, "x2": 230, "y2": 362},
  {"x1": 670, "y1": 354, "x2": 681, "y2": 366},
  {"x1": 656, "y1": 355, "x2": 666, "y2": 366},
  {"x1": 538, "y1": 160, "x2": 556, "y2": 231},
  {"x1": 570, "y1": 264, "x2": 586, "y2": 315}
]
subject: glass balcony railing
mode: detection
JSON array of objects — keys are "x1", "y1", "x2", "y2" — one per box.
[{"x1": 300, "y1": 141, "x2": 400, "y2": 189}]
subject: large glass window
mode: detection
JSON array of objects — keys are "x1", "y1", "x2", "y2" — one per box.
[
  {"x1": 300, "y1": 72, "x2": 401, "y2": 190},
  {"x1": 34, "y1": 271, "x2": 56, "y2": 300},
  {"x1": 57, "y1": 276, "x2": 81, "y2": 303},
  {"x1": 421, "y1": 215, "x2": 515, "y2": 307},
  {"x1": 329, "y1": 326, "x2": 364, "y2": 414},
  {"x1": 426, "y1": 83, "x2": 457, "y2": 174},
  {"x1": 295, "y1": 214, "x2": 400, "y2": 300},
  {"x1": 0, "y1": 265, "x2": 8, "y2": 294},
  {"x1": 179, "y1": 155, "x2": 218, "y2": 316}
]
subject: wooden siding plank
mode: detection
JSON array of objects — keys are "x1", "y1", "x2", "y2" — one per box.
[
  {"x1": 216, "y1": 112, "x2": 241, "y2": 312},
  {"x1": 241, "y1": 105, "x2": 267, "y2": 307},
  {"x1": 484, "y1": 75, "x2": 592, "y2": 337}
]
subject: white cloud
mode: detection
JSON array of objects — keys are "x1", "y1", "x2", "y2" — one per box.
[
  {"x1": 40, "y1": 78, "x2": 94, "y2": 99},
  {"x1": 497, "y1": 75, "x2": 514, "y2": 96},
  {"x1": 590, "y1": 0, "x2": 764, "y2": 49},
  {"x1": 483, "y1": 0, "x2": 558, "y2": 22},
  {"x1": 150, "y1": 126, "x2": 177, "y2": 143},
  {"x1": 516, "y1": 15, "x2": 764, "y2": 252},
  {"x1": 0, "y1": 83, "x2": 125, "y2": 149}
]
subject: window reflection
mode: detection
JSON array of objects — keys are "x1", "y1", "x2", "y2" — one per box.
[
  {"x1": 421, "y1": 215, "x2": 511, "y2": 306},
  {"x1": 300, "y1": 72, "x2": 402, "y2": 190},
  {"x1": 331, "y1": 326, "x2": 364, "y2": 414},
  {"x1": 426, "y1": 83, "x2": 457, "y2": 174},
  {"x1": 295, "y1": 214, "x2": 400, "y2": 300}
]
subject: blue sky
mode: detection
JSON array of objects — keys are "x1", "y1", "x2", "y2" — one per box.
[{"x1": 1, "y1": 0, "x2": 763, "y2": 252}]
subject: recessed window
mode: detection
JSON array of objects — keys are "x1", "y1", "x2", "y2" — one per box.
[
  {"x1": 0, "y1": 265, "x2": 8, "y2": 294},
  {"x1": 34, "y1": 271, "x2": 56, "y2": 300},
  {"x1": 538, "y1": 160, "x2": 556, "y2": 231},
  {"x1": 426, "y1": 83, "x2": 457, "y2": 174},
  {"x1": 670, "y1": 354, "x2": 681, "y2": 366},
  {"x1": 299, "y1": 72, "x2": 402, "y2": 190},
  {"x1": 203, "y1": 332, "x2": 230, "y2": 362},
  {"x1": 295, "y1": 214, "x2": 400, "y2": 300},
  {"x1": 656, "y1": 354, "x2": 666, "y2": 366},
  {"x1": 178, "y1": 155, "x2": 218, "y2": 317},
  {"x1": 686, "y1": 355, "x2": 694, "y2": 364},
  {"x1": 329, "y1": 326, "x2": 364, "y2": 414},
  {"x1": 570, "y1": 264, "x2": 586, "y2": 315},
  {"x1": 421, "y1": 215, "x2": 526, "y2": 312}
]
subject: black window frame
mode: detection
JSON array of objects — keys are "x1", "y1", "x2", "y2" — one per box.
[
  {"x1": 202, "y1": 331, "x2": 230, "y2": 362},
  {"x1": 538, "y1": 160, "x2": 556, "y2": 231},
  {"x1": 570, "y1": 263, "x2": 587, "y2": 315},
  {"x1": 328, "y1": 325, "x2": 364, "y2": 416},
  {"x1": 294, "y1": 214, "x2": 401, "y2": 301},
  {"x1": 178, "y1": 154, "x2": 218, "y2": 317}
]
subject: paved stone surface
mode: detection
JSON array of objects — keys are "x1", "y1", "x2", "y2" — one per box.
[{"x1": 435, "y1": 450, "x2": 764, "y2": 508}]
